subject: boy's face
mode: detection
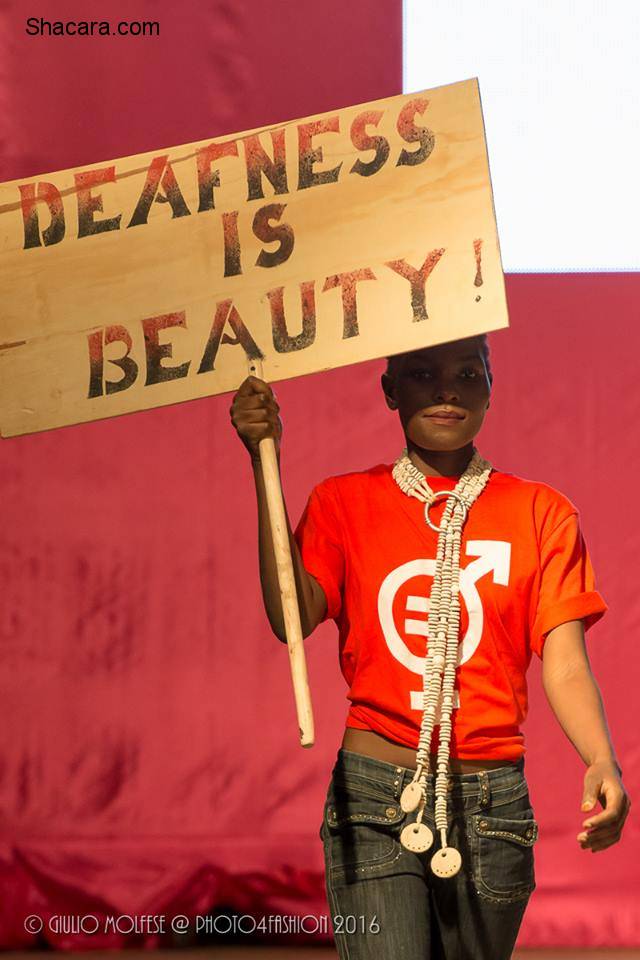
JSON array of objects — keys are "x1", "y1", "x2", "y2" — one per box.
[{"x1": 381, "y1": 336, "x2": 492, "y2": 453}]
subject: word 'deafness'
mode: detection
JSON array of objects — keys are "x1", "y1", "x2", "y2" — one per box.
[
  {"x1": 19, "y1": 102, "x2": 432, "y2": 255},
  {"x1": 0, "y1": 78, "x2": 508, "y2": 437}
]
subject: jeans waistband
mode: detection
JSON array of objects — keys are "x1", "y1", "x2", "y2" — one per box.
[{"x1": 333, "y1": 748, "x2": 527, "y2": 810}]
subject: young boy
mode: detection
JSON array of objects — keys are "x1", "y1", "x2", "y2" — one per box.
[{"x1": 230, "y1": 334, "x2": 630, "y2": 959}]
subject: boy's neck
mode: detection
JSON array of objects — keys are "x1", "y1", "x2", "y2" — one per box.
[{"x1": 407, "y1": 442, "x2": 475, "y2": 479}]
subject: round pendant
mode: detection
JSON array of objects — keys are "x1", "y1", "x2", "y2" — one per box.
[
  {"x1": 430, "y1": 846, "x2": 462, "y2": 878},
  {"x1": 400, "y1": 781, "x2": 423, "y2": 813},
  {"x1": 424, "y1": 491, "x2": 468, "y2": 533},
  {"x1": 401, "y1": 821, "x2": 434, "y2": 853}
]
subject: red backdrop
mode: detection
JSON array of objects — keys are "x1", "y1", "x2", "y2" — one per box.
[{"x1": 1, "y1": 0, "x2": 638, "y2": 950}]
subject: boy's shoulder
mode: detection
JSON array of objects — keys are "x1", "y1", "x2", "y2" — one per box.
[
  {"x1": 490, "y1": 469, "x2": 578, "y2": 515},
  {"x1": 314, "y1": 462, "x2": 392, "y2": 495}
]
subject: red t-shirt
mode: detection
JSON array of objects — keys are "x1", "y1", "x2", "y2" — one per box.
[{"x1": 293, "y1": 463, "x2": 607, "y2": 760}]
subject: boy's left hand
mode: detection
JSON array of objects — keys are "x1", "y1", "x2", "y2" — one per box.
[{"x1": 577, "y1": 760, "x2": 631, "y2": 852}]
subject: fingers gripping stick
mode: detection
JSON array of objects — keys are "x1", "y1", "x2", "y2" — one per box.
[{"x1": 246, "y1": 357, "x2": 315, "y2": 747}]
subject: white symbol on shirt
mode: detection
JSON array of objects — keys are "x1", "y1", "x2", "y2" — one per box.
[{"x1": 377, "y1": 541, "x2": 511, "y2": 714}]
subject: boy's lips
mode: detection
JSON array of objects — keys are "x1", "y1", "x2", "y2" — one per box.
[{"x1": 424, "y1": 407, "x2": 466, "y2": 420}]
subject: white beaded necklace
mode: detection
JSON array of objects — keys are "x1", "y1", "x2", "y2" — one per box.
[{"x1": 391, "y1": 446, "x2": 493, "y2": 878}]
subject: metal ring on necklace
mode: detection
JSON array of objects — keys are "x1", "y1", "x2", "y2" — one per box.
[{"x1": 424, "y1": 490, "x2": 468, "y2": 533}]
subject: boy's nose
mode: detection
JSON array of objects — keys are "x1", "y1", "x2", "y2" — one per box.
[{"x1": 433, "y1": 384, "x2": 459, "y2": 403}]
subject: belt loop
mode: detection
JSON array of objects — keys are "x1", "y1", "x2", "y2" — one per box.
[
  {"x1": 393, "y1": 766, "x2": 404, "y2": 800},
  {"x1": 477, "y1": 770, "x2": 491, "y2": 808}
]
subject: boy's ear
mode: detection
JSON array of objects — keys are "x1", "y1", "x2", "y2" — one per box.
[{"x1": 381, "y1": 372, "x2": 398, "y2": 410}]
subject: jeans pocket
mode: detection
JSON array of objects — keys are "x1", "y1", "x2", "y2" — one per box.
[
  {"x1": 471, "y1": 812, "x2": 538, "y2": 904},
  {"x1": 324, "y1": 787, "x2": 406, "y2": 884}
]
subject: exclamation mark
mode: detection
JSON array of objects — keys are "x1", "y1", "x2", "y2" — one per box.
[{"x1": 473, "y1": 238, "x2": 483, "y2": 301}]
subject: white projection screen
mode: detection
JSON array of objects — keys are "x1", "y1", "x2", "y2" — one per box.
[{"x1": 403, "y1": 0, "x2": 640, "y2": 272}]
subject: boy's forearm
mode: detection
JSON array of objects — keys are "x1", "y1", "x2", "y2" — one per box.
[
  {"x1": 252, "y1": 457, "x2": 320, "y2": 641},
  {"x1": 542, "y1": 664, "x2": 621, "y2": 772}
]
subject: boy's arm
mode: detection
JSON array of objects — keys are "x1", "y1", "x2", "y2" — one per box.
[
  {"x1": 541, "y1": 619, "x2": 631, "y2": 852},
  {"x1": 252, "y1": 456, "x2": 327, "y2": 642},
  {"x1": 229, "y1": 374, "x2": 327, "y2": 642}
]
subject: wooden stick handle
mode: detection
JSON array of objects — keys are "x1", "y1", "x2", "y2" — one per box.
[{"x1": 247, "y1": 357, "x2": 315, "y2": 747}]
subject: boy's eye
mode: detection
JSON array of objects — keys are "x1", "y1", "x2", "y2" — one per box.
[{"x1": 409, "y1": 368, "x2": 479, "y2": 379}]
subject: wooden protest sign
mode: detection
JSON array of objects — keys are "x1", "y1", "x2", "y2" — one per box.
[{"x1": 0, "y1": 77, "x2": 507, "y2": 439}]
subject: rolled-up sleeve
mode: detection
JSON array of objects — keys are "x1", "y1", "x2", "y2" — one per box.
[
  {"x1": 530, "y1": 511, "x2": 607, "y2": 658},
  {"x1": 293, "y1": 479, "x2": 344, "y2": 623}
]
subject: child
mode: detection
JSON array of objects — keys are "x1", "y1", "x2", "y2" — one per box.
[{"x1": 229, "y1": 333, "x2": 630, "y2": 960}]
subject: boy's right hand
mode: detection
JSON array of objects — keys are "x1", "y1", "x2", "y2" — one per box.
[{"x1": 229, "y1": 375, "x2": 282, "y2": 463}]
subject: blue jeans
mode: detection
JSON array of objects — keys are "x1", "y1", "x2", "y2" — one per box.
[{"x1": 320, "y1": 749, "x2": 538, "y2": 960}]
